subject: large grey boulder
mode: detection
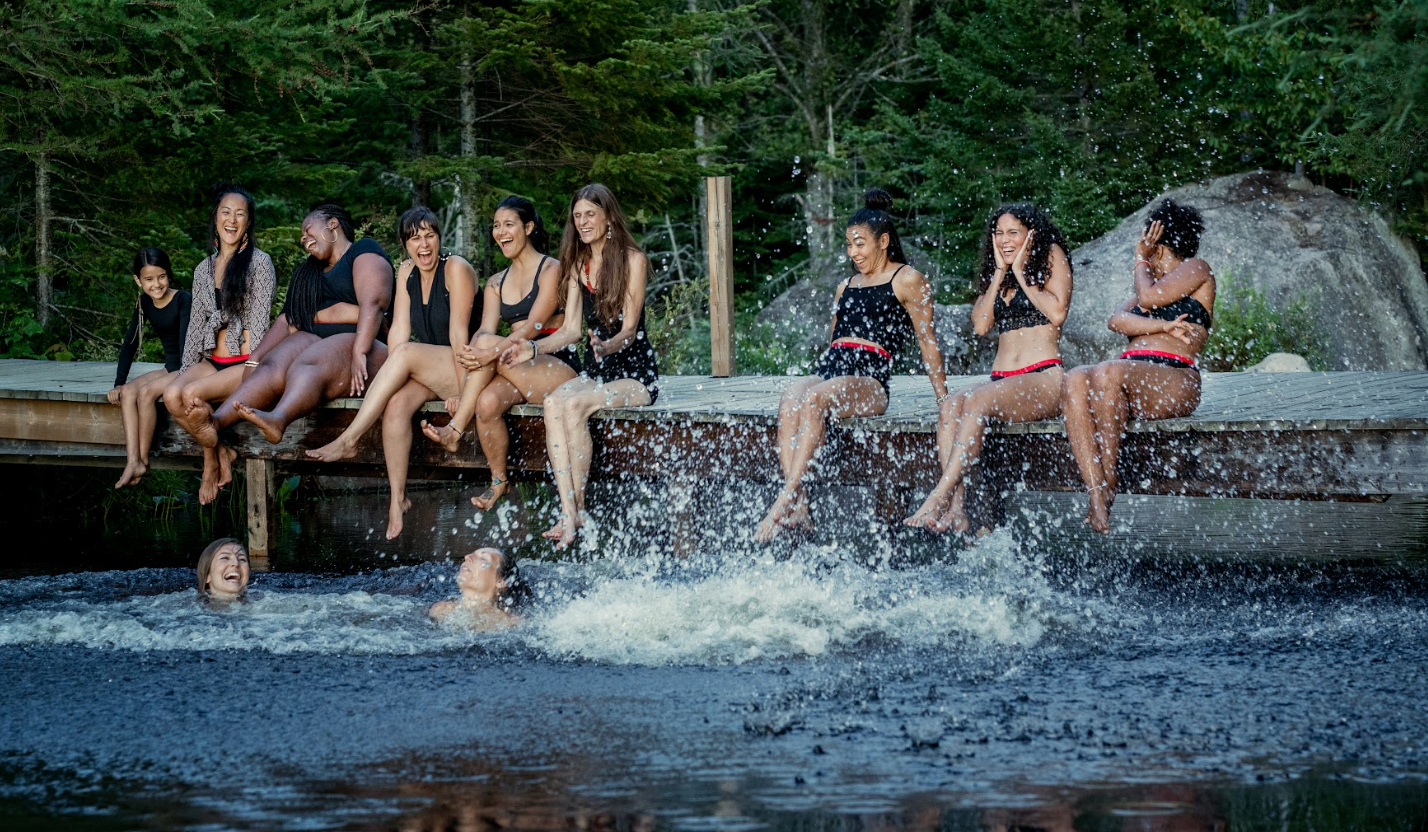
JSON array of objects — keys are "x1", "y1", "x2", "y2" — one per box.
[{"x1": 1064, "y1": 170, "x2": 1428, "y2": 369}]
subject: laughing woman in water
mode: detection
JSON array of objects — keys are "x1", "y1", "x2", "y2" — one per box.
[
  {"x1": 497, "y1": 184, "x2": 658, "y2": 549},
  {"x1": 1061, "y1": 199, "x2": 1214, "y2": 533},
  {"x1": 757, "y1": 189, "x2": 947, "y2": 542},
  {"x1": 904, "y1": 204, "x2": 1072, "y2": 533},
  {"x1": 184, "y1": 204, "x2": 394, "y2": 489},
  {"x1": 162, "y1": 186, "x2": 276, "y2": 503},
  {"x1": 109, "y1": 247, "x2": 191, "y2": 489},
  {"x1": 304, "y1": 206, "x2": 478, "y2": 538}
]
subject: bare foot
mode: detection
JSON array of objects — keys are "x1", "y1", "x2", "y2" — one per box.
[
  {"x1": 781, "y1": 491, "x2": 811, "y2": 530},
  {"x1": 542, "y1": 519, "x2": 567, "y2": 542},
  {"x1": 215, "y1": 444, "x2": 237, "y2": 489},
  {"x1": 234, "y1": 402, "x2": 285, "y2": 444},
  {"x1": 1086, "y1": 487, "x2": 1112, "y2": 534},
  {"x1": 420, "y1": 420, "x2": 462, "y2": 453},
  {"x1": 114, "y1": 459, "x2": 148, "y2": 489},
  {"x1": 306, "y1": 435, "x2": 359, "y2": 462},
  {"x1": 186, "y1": 397, "x2": 220, "y2": 448},
  {"x1": 755, "y1": 490, "x2": 797, "y2": 543},
  {"x1": 904, "y1": 490, "x2": 951, "y2": 529},
  {"x1": 198, "y1": 452, "x2": 221, "y2": 505},
  {"x1": 470, "y1": 479, "x2": 508, "y2": 511},
  {"x1": 386, "y1": 497, "x2": 412, "y2": 539}
]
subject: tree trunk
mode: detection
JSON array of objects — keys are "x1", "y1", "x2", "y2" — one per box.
[
  {"x1": 410, "y1": 112, "x2": 430, "y2": 207},
  {"x1": 459, "y1": 53, "x2": 479, "y2": 260},
  {"x1": 35, "y1": 145, "x2": 52, "y2": 328},
  {"x1": 799, "y1": 170, "x2": 837, "y2": 280}
]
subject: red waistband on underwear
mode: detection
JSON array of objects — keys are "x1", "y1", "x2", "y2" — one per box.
[
  {"x1": 830, "y1": 339, "x2": 891, "y2": 359},
  {"x1": 539, "y1": 327, "x2": 560, "y2": 335},
  {"x1": 1119, "y1": 349, "x2": 1197, "y2": 368},
  {"x1": 990, "y1": 358, "x2": 1063, "y2": 379},
  {"x1": 209, "y1": 353, "x2": 249, "y2": 365}
]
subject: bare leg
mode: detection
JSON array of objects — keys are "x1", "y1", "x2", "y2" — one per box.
[
  {"x1": 115, "y1": 369, "x2": 172, "y2": 488},
  {"x1": 903, "y1": 391, "x2": 968, "y2": 527},
  {"x1": 235, "y1": 335, "x2": 388, "y2": 444},
  {"x1": 309, "y1": 342, "x2": 454, "y2": 462},
  {"x1": 470, "y1": 379, "x2": 524, "y2": 510},
  {"x1": 380, "y1": 380, "x2": 436, "y2": 539},
  {"x1": 1062, "y1": 365, "x2": 1111, "y2": 531},
  {"x1": 757, "y1": 376, "x2": 887, "y2": 542},
  {"x1": 205, "y1": 333, "x2": 320, "y2": 439},
  {"x1": 422, "y1": 333, "x2": 503, "y2": 452}
]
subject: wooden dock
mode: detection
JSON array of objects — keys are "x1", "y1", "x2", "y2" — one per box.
[{"x1": 2, "y1": 359, "x2": 1426, "y2": 557}]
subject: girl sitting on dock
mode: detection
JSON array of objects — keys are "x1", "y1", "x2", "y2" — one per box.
[
  {"x1": 419, "y1": 196, "x2": 579, "y2": 512},
  {"x1": 304, "y1": 206, "x2": 479, "y2": 539},
  {"x1": 183, "y1": 204, "x2": 394, "y2": 495},
  {"x1": 161, "y1": 186, "x2": 277, "y2": 503},
  {"x1": 1062, "y1": 199, "x2": 1215, "y2": 533},
  {"x1": 197, "y1": 537, "x2": 250, "y2": 603},
  {"x1": 428, "y1": 547, "x2": 526, "y2": 630},
  {"x1": 757, "y1": 189, "x2": 948, "y2": 542},
  {"x1": 498, "y1": 183, "x2": 658, "y2": 549},
  {"x1": 109, "y1": 247, "x2": 192, "y2": 489},
  {"x1": 904, "y1": 204, "x2": 1073, "y2": 533}
]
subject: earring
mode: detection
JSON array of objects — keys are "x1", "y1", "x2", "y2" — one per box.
[
  {"x1": 606, "y1": 226, "x2": 612, "y2": 240},
  {"x1": 238, "y1": 233, "x2": 250, "y2": 253},
  {"x1": 324, "y1": 229, "x2": 338, "y2": 243}
]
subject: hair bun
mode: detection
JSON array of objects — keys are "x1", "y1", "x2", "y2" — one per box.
[{"x1": 863, "y1": 188, "x2": 893, "y2": 213}]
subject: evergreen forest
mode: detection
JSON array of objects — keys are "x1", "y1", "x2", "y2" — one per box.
[{"x1": 1, "y1": 0, "x2": 1424, "y2": 372}]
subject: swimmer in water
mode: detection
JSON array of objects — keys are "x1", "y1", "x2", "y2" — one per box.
[
  {"x1": 428, "y1": 547, "x2": 525, "y2": 630},
  {"x1": 196, "y1": 537, "x2": 250, "y2": 602}
]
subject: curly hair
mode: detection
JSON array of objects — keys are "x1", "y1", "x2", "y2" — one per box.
[
  {"x1": 977, "y1": 203, "x2": 1072, "y2": 293},
  {"x1": 1146, "y1": 198, "x2": 1205, "y2": 260}
]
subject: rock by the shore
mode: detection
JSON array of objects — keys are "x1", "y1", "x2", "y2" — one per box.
[
  {"x1": 1245, "y1": 352, "x2": 1312, "y2": 373},
  {"x1": 1064, "y1": 171, "x2": 1428, "y2": 370}
]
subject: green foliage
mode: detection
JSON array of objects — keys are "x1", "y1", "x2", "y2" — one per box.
[{"x1": 1201, "y1": 271, "x2": 1328, "y2": 371}]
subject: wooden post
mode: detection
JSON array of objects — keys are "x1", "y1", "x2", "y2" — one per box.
[
  {"x1": 245, "y1": 458, "x2": 276, "y2": 568},
  {"x1": 705, "y1": 175, "x2": 735, "y2": 377}
]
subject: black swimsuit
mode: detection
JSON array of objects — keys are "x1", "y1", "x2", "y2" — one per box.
[
  {"x1": 407, "y1": 256, "x2": 478, "y2": 347},
  {"x1": 114, "y1": 291, "x2": 192, "y2": 386},
  {"x1": 811, "y1": 268, "x2": 913, "y2": 393},
  {"x1": 499, "y1": 256, "x2": 580, "y2": 374},
  {"x1": 580, "y1": 266, "x2": 659, "y2": 401},
  {"x1": 993, "y1": 285, "x2": 1052, "y2": 333},
  {"x1": 288, "y1": 237, "x2": 393, "y2": 337},
  {"x1": 1121, "y1": 296, "x2": 1213, "y2": 370}
]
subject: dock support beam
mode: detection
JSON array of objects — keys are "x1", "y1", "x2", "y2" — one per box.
[
  {"x1": 245, "y1": 458, "x2": 276, "y2": 567},
  {"x1": 705, "y1": 175, "x2": 735, "y2": 377}
]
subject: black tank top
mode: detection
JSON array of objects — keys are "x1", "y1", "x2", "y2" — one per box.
[
  {"x1": 994, "y1": 286, "x2": 1052, "y2": 333},
  {"x1": 829, "y1": 267, "x2": 914, "y2": 355},
  {"x1": 498, "y1": 255, "x2": 551, "y2": 324},
  {"x1": 320, "y1": 237, "x2": 390, "y2": 310},
  {"x1": 407, "y1": 256, "x2": 478, "y2": 346}
]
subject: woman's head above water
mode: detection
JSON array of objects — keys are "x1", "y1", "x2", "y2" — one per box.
[
  {"x1": 430, "y1": 546, "x2": 528, "y2": 628},
  {"x1": 196, "y1": 538, "x2": 250, "y2": 601}
]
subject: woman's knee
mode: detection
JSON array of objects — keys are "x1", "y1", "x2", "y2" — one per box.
[{"x1": 476, "y1": 389, "x2": 509, "y2": 422}]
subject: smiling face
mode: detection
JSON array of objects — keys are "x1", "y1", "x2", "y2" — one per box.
[
  {"x1": 571, "y1": 199, "x2": 607, "y2": 245},
  {"x1": 214, "y1": 193, "x2": 250, "y2": 251},
  {"x1": 205, "y1": 543, "x2": 250, "y2": 601},
  {"x1": 404, "y1": 222, "x2": 441, "y2": 273},
  {"x1": 298, "y1": 213, "x2": 341, "y2": 262},
  {"x1": 845, "y1": 224, "x2": 889, "y2": 275},
  {"x1": 993, "y1": 213, "x2": 1029, "y2": 264},
  {"x1": 491, "y1": 208, "x2": 531, "y2": 260},
  {"x1": 455, "y1": 548, "x2": 506, "y2": 598},
  {"x1": 133, "y1": 264, "x2": 171, "y2": 301}
]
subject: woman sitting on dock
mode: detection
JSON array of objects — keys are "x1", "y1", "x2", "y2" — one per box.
[
  {"x1": 498, "y1": 183, "x2": 658, "y2": 549},
  {"x1": 109, "y1": 247, "x2": 192, "y2": 489},
  {"x1": 304, "y1": 206, "x2": 478, "y2": 538},
  {"x1": 428, "y1": 547, "x2": 526, "y2": 630},
  {"x1": 419, "y1": 196, "x2": 579, "y2": 511},
  {"x1": 197, "y1": 537, "x2": 250, "y2": 603},
  {"x1": 183, "y1": 204, "x2": 394, "y2": 493},
  {"x1": 1062, "y1": 199, "x2": 1215, "y2": 533},
  {"x1": 904, "y1": 204, "x2": 1073, "y2": 533},
  {"x1": 757, "y1": 188, "x2": 948, "y2": 542},
  {"x1": 161, "y1": 186, "x2": 277, "y2": 503}
]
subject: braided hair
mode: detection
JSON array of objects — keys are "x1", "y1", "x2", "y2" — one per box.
[{"x1": 284, "y1": 203, "x2": 355, "y2": 333}]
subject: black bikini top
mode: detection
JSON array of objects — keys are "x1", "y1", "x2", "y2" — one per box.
[
  {"x1": 994, "y1": 286, "x2": 1052, "y2": 334},
  {"x1": 1132, "y1": 295, "x2": 1213, "y2": 329},
  {"x1": 498, "y1": 255, "x2": 551, "y2": 325},
  {"x1": 829, "y1": 267, "x2": 914, "y2": 355}
]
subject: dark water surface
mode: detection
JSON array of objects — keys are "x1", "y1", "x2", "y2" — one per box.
[{"x1": 3, "y1": 481, "x2": 1428, "y2": 830}]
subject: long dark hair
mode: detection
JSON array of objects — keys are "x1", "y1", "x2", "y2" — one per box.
[
  {"x1": 1146, "y1": 199, "x2": 1205, "y2": 260},
  {"x1": 284, "y1": 203, "x2": 355, "y2": 333},
  {"x1": 558, "y1": 183, "x2": 640, "y2": 326},
  {"x1": 492, "y1": 548, "x2": 533, "y2": 611},
  {"x1": 207, "y1": 185, "x2": 257, "y2": 321},
  {"x1": 132, "y1": 246, "x2": 176, "y2": 287},
  {"x1": 496, "y1": 195, "x2": 550, "y2": 255},
  {"x1": 977, "y1": 203, "x2": 1072, "y2": 293},
  {"x1": 846, "y1": 188, "x2": 908, "y2": 271}
]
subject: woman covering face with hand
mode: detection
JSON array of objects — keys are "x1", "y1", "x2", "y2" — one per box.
[
  {"x1": 905, "y1": 204, "x2": 1072, "y2": 534},
  {"x1": 1061, "y1": 199, "x2": 1214, "y2": 533}
]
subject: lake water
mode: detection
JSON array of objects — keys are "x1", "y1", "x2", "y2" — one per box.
[{"x1": 2, "y1": 479, "x2": 1426, "y2": 830}]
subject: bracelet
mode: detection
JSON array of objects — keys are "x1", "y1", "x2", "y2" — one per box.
[
  {"x1": 529, "y1": 339, "x2": 538, "y2": 364},
  {"x1": 936, "y1": 392, "x2": 954, "y2": 404},
  {"x1": 1134, "y1": 258, "x2": 1152, "y2": 267},
  {"x1": 244, "y1": 360, "x2": 259, "y2": 367}
]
